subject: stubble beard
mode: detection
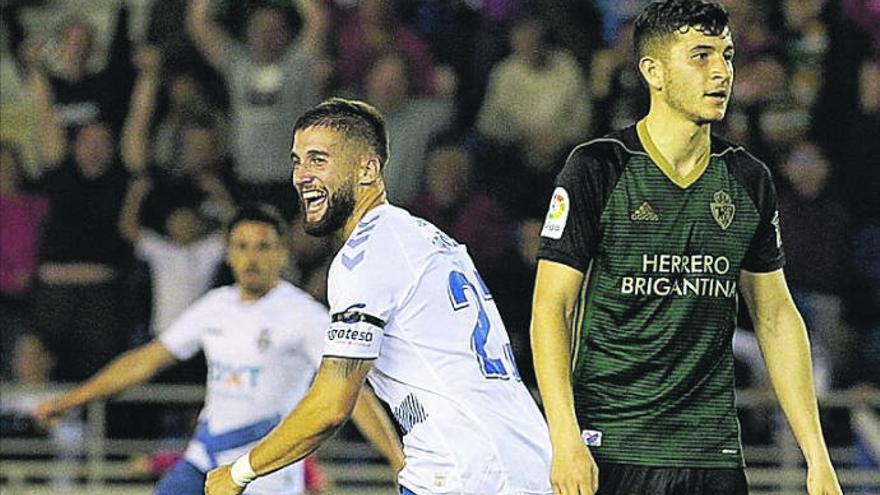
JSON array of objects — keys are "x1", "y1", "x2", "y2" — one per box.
[
  {"x1": 665, "y1": 77, "x2": 727, "y2": 125},
  {"x1": 303, "y1": 182, "x2": 356, "y2": 237}
]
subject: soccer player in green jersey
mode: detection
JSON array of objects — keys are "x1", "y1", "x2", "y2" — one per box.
[{"x1": 530, "y1": 1, "x2": 843, "y2": 494}]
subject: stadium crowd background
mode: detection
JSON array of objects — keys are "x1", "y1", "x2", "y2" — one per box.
[{"x1": 0, "y1": 0, "x2": 878, "y2": 486}]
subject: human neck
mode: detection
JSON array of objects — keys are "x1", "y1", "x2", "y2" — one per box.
[
  {"x1": 239, "y1": 282, "x2": 277, "y2": 302},
  {"x1": 340, "y1": 187, "x2": 387, "y2": 240},
  {"x1": 643, "y1": 102, "x2": 711, "y2": 177}
]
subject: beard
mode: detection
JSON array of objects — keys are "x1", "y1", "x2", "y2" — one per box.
[{"x1": 303, "y1": 183, "x2": 356, "y2": 237}]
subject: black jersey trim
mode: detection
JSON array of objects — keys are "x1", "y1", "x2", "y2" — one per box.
[
  {"x1": 565, "y1": 138, "x2": 649, "y2": 164},
  {"x1": 331, "y1": 310, "x2": 386, "y2": 328}
]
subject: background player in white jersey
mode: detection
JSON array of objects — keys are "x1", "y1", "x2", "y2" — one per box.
[
  {"x1": 35, "y1": 204, "x2": 404, "y2": 495},
  {"x1": 205, "y1": 98, "x2": 553, "y2": 495}
]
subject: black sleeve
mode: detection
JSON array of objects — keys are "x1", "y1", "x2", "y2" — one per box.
[
  {"x1": 537, "y1": 144, "x2": 619, "y2": 273},
  {"x1": 735, "y1": 152, "x2": 786, "y2": 273}
]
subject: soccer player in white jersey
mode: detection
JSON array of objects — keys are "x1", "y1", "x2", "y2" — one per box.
[
  {"x1": 35, "y1": 204, "x2": 404, "y2": 495},
  {"x1": 205, "y1": 98, "x2": 553, "y2": 495}
]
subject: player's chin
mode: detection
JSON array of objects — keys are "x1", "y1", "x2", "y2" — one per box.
[{"x1": 697, "y1": 110, "x2": 727, "y2": 124}]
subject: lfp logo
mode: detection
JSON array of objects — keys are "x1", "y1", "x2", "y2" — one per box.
[{"x1": 541, "y1": 187, "x2": 570, "y2": 240}]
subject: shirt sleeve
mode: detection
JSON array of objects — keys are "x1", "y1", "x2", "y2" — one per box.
[
  {"x1": 158, "y1": 295, "x2": 210, "y2": 360},
  {"x1": 536, "y1": 146, "x2": 609, "y2": 273},
  {"x1": 322, "y1": 238, "x2": 405, "y2": 360},
  {"x1": 741, "y1": 162, "x2": 786, "y2": 273},
  {"x1": 135, "y1": 229, "x2": 169, "y2": 262}
]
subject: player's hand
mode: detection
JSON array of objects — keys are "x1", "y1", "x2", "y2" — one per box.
[
  {"x1": 550, "y1": 436, "x2": 598, "y2": 495},
  {"x1": 205, "y1": 464, "x2": 244, "y2": 495},
  {"x1": 806, "y1": 460, "x2": 843, "y2": 495},
  {"x1": 33, "y1": 399, "x2": 67, "y2": 429}
]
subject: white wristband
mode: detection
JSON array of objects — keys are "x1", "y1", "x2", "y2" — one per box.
[{"x1": 230, "y1": 453, "x2": 257, "y2": 487}]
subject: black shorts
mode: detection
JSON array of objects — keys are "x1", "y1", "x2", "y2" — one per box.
[{"x1": 596, "y1": 462, "x2": 748, "y2": 495}]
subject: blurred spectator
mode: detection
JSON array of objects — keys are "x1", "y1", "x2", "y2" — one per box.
[
  {"x1": 0, "y1": 334, "x2": 85, "y2": 489},
  {"x1": 120, "y1": 45, "x2": 236, "y2": 229},
  {"x1": 0, "y1": 141, "x2": 48, "y2": 379},
  {"x1": 727, "y1": 52, "x2": 808, "y2": 162},
  {"x1": 151, "y1": 70, "x2": 229, "y2": 174},
  {"x1": 593, "y1": 0, "x2": 648, "y2": 46},
  {"x1": 408, "y1": 139, "x2": 512, "y2": 274},
  {"x1": 831, "y1": 56, "x2": 880, "y2": 224},
  {"x1": 118, "y1": 175, "x2": 227, "y2": 336},
  {"x1": 331, "y1": 0, "x2": 438, "y2": 96},
  {"x1": 20, "y1": 6, "x2": 134, "y2": 137},
  {"x1": 778, "y1": 141, "x2": 854, "y2": 387},
  {"x1": 187, "y1": 0, "x2": 326, "y2": 213},
  {"x1": 476, "y1": 16, "x2": 591, "y2": 173},
  {"x1": 364, "y1": 50, "x2": 453, "y2": 204},
  {"x1": 27, "y1": 78, "x2": 130, "y2": 380},
  {"x1": 1, "y1": 335, "x2": 56, "y2": 438},
  {"x1": 589, "y1": 19, "x2": 647, "y2": 135}
]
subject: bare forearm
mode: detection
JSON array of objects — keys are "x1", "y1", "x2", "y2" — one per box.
[
  {"x1": 121, "y1": 74, "x2": 159, "y2": 173},
  {"x1": 187, "y1": 0, "x2": 229, "y2": 69},
  {"x1": 249, "y1": 357, "x2": 370, "y2": 477},
  {"x1": 27, "y1": 69, "x2": 65, "y2": 166},
  {"x1": 532, "y1": 315, "x2": 580, "y2": 444},
  {"x1": 249, "y1": 393, "x2": 346, "y2": 476},
  {"x1": 57, "y1": 345, "x2": 167, "y2": 410},
  {"x1": 756, "y1": 306, "x2": 830, "y2": 464}
]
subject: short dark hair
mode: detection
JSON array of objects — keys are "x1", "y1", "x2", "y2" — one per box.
[
  {"x1": 633, "y1": 0, "x2": 729, "y2": 61},
  {"x1": 292, "y1": 98, "x2": 389, "y2": 168},
  {"x1": 228, "y1": 203, "x2": 287, "y2": 239}
]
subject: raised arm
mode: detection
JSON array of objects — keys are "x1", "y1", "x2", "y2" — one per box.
[
  {"x1": 34, "y1": 340, "x2": 177, "y2": 426},
  {"x1": 351, "y1": 385, "x2": 405, "y2": 472},
  {"x1": 205, "y1": 357, "x2": 374, "y2": 495},
  {"x1": 292, "y1": 0, "x2": 329, "y2": 57},
  {"x1": 187, "y1": 0, "x2": 235, "y2": 70},
  {"x1": 23, "y1": 43, "x2": 66, "y2": 168},
  {"x1": 195, "y1": 173, "x2": 237, "y2": 225},
  {"x1": 118, "y1": 175, "x2": 153, "y2": 245},
  {"x1": 530, "y1": 259, "x2": 598, "y2": 495},
  {"x1": 121, "y1": 46, "x2": 162, "y2": 175},
  {"x1": 740, "y1": 269, "x2": 842, "y2": 495}
]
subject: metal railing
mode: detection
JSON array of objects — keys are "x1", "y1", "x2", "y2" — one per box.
[{"x1": 1, "y1": 384, "x2": 878, "y2": 494}]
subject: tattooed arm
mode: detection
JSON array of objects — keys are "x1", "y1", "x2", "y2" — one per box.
[{"x1": 205, "y1": 357, "x2": 376, "y2": 494}]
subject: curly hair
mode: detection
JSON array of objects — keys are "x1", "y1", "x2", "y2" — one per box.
[{"x1": 633, "y1": 0, "x2": 730, "y2": 61}]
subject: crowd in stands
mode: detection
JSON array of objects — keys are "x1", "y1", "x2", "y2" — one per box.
[{"x1": 0, "y1": 0, "x2": 878, "y2": 473}]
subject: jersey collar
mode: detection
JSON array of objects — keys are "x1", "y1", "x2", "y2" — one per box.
[{"x1": 636, "y1": 119, "x2": 710, "y2": 189}]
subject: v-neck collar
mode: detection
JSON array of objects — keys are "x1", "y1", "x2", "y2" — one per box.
[{"x1": 636, "y1": 119, "x2": 710, "y2": 189}]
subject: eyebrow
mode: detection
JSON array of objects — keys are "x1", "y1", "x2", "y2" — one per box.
[{"x1": 290, "y1": 149, "x2": 330, "y2": 161}]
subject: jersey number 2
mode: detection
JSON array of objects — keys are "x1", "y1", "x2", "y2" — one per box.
[{"x1": 448, "y1": 271, "x2": 520, "y2": 381}]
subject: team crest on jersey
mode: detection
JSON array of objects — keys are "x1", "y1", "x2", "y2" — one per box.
[
  {"x1": 257, "y1": 328, "x2": 272, "y2": 352},
  {"x1": 541, "y1": 187, "x2": 570, "y2": 239},
  {"x1": 710, "y1": 190, "x2": 735, "y2": 230}
]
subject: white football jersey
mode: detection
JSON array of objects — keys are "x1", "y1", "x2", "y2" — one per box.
[
  {"x1": 324, "y1": 204, "x2": 552, "y2": 495},
  {"x1": 160, "y1": 281, "x2": 328, "y2": 495}
]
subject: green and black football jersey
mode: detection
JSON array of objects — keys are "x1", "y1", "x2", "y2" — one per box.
[{"x1": 537, "y1": 120, "x2": 785, "y2": 468}]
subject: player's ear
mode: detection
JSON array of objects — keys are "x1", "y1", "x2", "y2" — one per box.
[
  {"x1": 639, "y1": 55, "x2": 664, "y2": 92},
  {"x1": 358, "y1": 156, "x2": 381, "y2": 186}
]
